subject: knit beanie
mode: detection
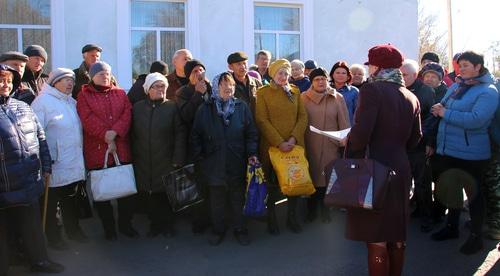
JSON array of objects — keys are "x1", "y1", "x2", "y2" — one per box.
[
  {"x1": 309, "y1": 67, "x2": 328, "y2": 81},
  {"x1": 149, "y1": 60, "x2": 168, "y2": 76},
  {"x1": 24, "y1": 45, "x2": 48, "y2": 62},
  {"x1": 268, "y1": 59, "x2": 291, "y2": 79},
  {"x1": 143, "y1": 72, "x2": 169, "y2": 94},
  {"x1": 304, "y1": 60, "x2": 318, "y2": 70},
  {"x1": 89, "y1": 61, "x2": 111, "y2": 79},
  {"x1": 184, "y1": 59, "x2": 205, "y2": 79},
  {"x1": 421, "y1": 52, "x2": 440, "y2": 64},
  {"x1": 47, "y1": 68, "x2": 75, "y2": 86},
  {"x1": 420, "y1": 62, "x2": 444, "y2": 80}
]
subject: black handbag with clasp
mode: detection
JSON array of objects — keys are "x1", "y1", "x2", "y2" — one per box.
[{"x1": 163, "y1": 164, "x2": 204, "y2": 212}]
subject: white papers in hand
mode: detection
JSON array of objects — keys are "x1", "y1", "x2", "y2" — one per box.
[{"x1": 309, "y1": 126, "x2": 351, "y2": 142}]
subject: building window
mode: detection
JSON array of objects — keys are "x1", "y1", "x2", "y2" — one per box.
[
  {"x1": 254, "y1": 4, "x2": 300, "y2": 61},
  {"x1": 131, "y1": 0, "x2": 186, "y2": 79},
  {"x1": 0, "y1": 0, "x2": 52, "y2": 70}
]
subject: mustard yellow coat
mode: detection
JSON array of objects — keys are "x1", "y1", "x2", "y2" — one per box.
[{"x1": 255, "y1": 82, "x2": 308, "y2": 184}]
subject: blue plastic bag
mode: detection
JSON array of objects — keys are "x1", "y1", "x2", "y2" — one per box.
[{"x1": 243, "y1": 164, "x2": 267, "y2": 217}]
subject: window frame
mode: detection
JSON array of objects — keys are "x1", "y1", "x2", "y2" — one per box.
[{"x1": 244, "y1": 0, "x2": 313, "y2": 64}]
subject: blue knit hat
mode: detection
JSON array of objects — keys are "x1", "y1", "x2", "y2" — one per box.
[{"x1": 89, "y1": 61, "x2": 111, "y2": 79}]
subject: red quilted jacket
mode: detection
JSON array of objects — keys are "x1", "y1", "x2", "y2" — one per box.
[{"x1": 76, "y1": 84, "x2": 132, "y2": 169}]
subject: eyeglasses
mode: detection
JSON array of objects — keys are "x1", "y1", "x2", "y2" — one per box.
[{"x1": 151, "y1": 84, "x2": 166, "y2": 90}]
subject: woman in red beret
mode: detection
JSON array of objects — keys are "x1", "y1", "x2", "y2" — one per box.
[{"x1": 340, "y1": 44, "x2": 422, "y2": 276}]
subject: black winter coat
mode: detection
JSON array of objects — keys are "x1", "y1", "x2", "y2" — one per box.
[
  {"x1": 127, "y1": 74, "x2": 147, "y2": 105},
  {"x1": 131, "y1": 98, "x2": 187, "y2": 193},
  {"x1": 407, "y1": 79, "x2": 435, "y2": 151},
  {"x1": 0, "y1": 96, "x2": 52, "y2": 208},
  {"x1": 191, "y1": 99, "x2": 258, "y2": 186}
]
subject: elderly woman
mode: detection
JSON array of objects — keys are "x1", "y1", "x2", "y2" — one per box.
[
  {"x1": 329, "y1": 61, "x2": 359, "y2": 125},
  {"x1": 341, "y1": 45, "x2": 422, "y2": 275},
  {"x1": 255, "y1": 59, "x2": 308, "y2": 235},
  {"x1": 131, "y1": 72, "x2": 186, "y2": 238},
  {"x1": 76, "y1": 61, "x2": 135, "y2": 241},
  {"x1": 301, "y1": 67, "x2": 350, "y2": 223},
  {"x1": 191, "y1": 72, "x2": 258, "y2": 246},
  {"x1": 31, "y1": 68, "x2": 87, "y2": 250},
  {"x1": 350, "y1": 63, "x2": 367, "y2": 89},
  {"x1": 0, "y1": 64, "x2": 64, "y2": 273},
  {"x1": 290, "y1": 59, "x2": 311, "y2": 92},
  {"x1": 429, "y1": 51, "x2": 498, "y2": 255}
]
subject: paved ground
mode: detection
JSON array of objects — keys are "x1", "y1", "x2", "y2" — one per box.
[{"x1": 8, "y1": 202, "x2": 500, "y2": 276}]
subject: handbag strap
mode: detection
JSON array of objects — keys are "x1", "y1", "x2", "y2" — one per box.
[{"x1": 102, "y1": 149, "x2": 122, "y2": 169}]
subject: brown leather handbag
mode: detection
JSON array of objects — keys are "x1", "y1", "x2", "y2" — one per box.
[{"x1": 323, "y1": 154, "x2": 394, "y2": 211}]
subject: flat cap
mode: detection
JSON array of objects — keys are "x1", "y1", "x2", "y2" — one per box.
[
  {"x1": 82, "y1": 44, "x2": 103, "y2": 54},
  {"x1": 227, "y1": 51, "x2": 248, "y2": 64},
  {"x1": 0, "y1": 51, "x2": 29, "y2": 63}
]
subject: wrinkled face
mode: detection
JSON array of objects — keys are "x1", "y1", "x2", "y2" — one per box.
[
  {"x1": 92, "y1": 70, "x2": 111, "y2": 86},
  {"x1": 228, "y1": 60, "x2": 248, "y2": 80},
  {"x1": 400, "y1": 66, "x2": 417, "y2": 87},
  {"x1": 83, "y1": 50, "x2": 101, "y2": 67},
  {"x1": 27, "y1": 56, "x2": 45, "y2": 72},
  {"x1": 148, "y1": 80, "x2": 167, "y2": 100},
  {"x1": 311, "y1": 76, "x2": 328, "y2": 92},
  {"x1": 2, "y1": 60, "x2": 26, "y2": 77},
  {"x1": 332, "y1": 67, "x2": 348, "y2": 85},
  {"x1": 458, "y1": 59, "x2": 481, "y2": 79},
  {"x1": 189, "y1": 65, "x2": 205, "y2": 84},
  {"x1": 351, "y1": 68, "x2": 365, "y2": 85},
  {"x1": 174, "y1": 51, "x2": 192, "y2": 73},
  {"x1": 256, "y1": 54, "x2": 270, "y2": 70},
  {"x1": 0, "y1": 73, "x2": 13, "y2": 96},
  {"x1": 218, "y1": 78, "x2": 235, "y2": 101},
  {"x1": 53, "y1": 77, "x2": 74, "y2": 95},
  {"x1": 291, "y1": 64, "x2": 304, "y2": 79},
  {"x1": 273, "y1": 68, "x2": 290, "y2": 86},
  {"x1": 422, "y1": 72, "x2": 441, "y2": 88}
]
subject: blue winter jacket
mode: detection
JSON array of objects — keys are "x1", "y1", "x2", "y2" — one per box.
[
  {"x1": 336, "y1": 84, "x2": 359, "y2": 125},
  {"x1": 436, "y1": 72, "x2": 499, "y2": 160}
]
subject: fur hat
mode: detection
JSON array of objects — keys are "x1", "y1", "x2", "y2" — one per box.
[{"x1": 309, "y1": 67, "x2": 328, "y2": 81}]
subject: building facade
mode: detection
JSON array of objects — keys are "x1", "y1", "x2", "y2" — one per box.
[{"x1": 0, "y1": 0, "x2": 418, "y2": 89}]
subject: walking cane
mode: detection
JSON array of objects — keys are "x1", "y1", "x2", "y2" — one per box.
[{"x1": 42, "y1": 174, "x2": 50, "y2": 233}]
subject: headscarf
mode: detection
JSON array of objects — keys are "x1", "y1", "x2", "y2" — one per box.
[
  {"x1": 211, "y1": 72, "x2": 236, "y2": 126},
  {"x1": 269, "y1": 59, "x2": 294, "y2": 102}
]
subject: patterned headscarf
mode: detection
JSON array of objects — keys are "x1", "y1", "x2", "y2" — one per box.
[{"x1": 211, "y1": 72, "x2": 236, "y2": 126}]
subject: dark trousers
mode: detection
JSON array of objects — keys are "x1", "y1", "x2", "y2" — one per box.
[
  {"x1": 94, "y1": 194, "x2": 136, "y2": 233},
  {"x1": 307, "y1": 186, "x2": 327, "y2": 214},
  {"x1": 433, "y1": 154, "x2": 488, "y2": 235},
  {"x1": 136, "y1": 192, "x2": 173, "y2": 232},
  {"x1": 209, "y1": 184, "x2": 245, "y2": 234},
  {"x1": 45, "y1": 181, "x2": 81, "y2": 243},
  {"x1": 0, "y1": 203, "x2": 49, "y2": 275},
  {"x1": 192, "y1": 170, "x2": 210, "y2": 228},
  {"x1": 408, "y1": 151, "x2": 433, "y2": 220}
]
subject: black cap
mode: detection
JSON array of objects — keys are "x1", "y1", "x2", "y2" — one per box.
[
  {"x1": 24, "y1": 45, "x2": 48, "y2": 62},
  {"x1": 0, "y1": 51, "x2": 29, "y2": 63},
  {"x1": 227, "y1": 51, "x2": 248, "y2": 64},
  {"x1": 149, "y1": 60, "x2": 168, "y2": 76},
  {"x1": 304, "y1": 60, "x2": 317, "y2": 69},
  {"x1": 82, "y1": 44, "x2": 103, "y2": 54},
  {"x1": 421, "y1": 52, "x2": 440, "y2": 63},
  {"x1": 184, "y1": 59, "x2": 205, "y2": 78},
  {"x1": 309, "y1": 67, "x2": 328, "y2": 81}
]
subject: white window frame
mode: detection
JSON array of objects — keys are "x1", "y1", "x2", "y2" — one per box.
[
  {"x1": 117, "y1": 0, "x2": 199, "y2": 89},
  {"x1": 244, "y1": 0, "x2": 313, "y2": 64},
  {"x1": 0, "y1": 0, "x2": 65, "y2": 68}
]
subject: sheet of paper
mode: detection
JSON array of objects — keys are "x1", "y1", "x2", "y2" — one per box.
[{"x1": 309, "y1": 126, "x2": 351, "y2": 142}]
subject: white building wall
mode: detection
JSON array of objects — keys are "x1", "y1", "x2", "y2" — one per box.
[{"x1": 313, "y1": 0, "x2": 418, "y2": 69}]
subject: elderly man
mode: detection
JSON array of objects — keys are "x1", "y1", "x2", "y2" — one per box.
[
  {"x1": 175, "y1": 59, "x2": 211, "y2": 235},
  {"x1": 227, "y1": 51, "x2": 262, "y2": 113},
  {"x1": 72, "y1": 44, "x2": 117, "y2": 99},
  {"x1": 0, "y1": 51, "x2": 36, "y2": 104},
  {"x1": 420, "y1": 62, "x2": 448, "y2": 103},
  {"x1": 401, "y1": 59, "x2": 436, "y2": 233},
  {"x1": 303, "y1": 59, "x2": 317, "y2": 76},
  {"x1": 255, "y1": 50, "x2": 272, "y2": 84},
  {"x1": 22, "y1": 45, "x2": 49, "y2": 96},
  {"x1": 166, "y1": 49, "x2": 192, "y2": 100}
]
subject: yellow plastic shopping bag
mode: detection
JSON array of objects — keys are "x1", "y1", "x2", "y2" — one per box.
[{"x1": 268, "y1": 145, "x2": 315, "y2": 196}]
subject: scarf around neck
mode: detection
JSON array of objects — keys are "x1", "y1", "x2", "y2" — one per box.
[
  {"x1": 211, "y1": 73, "x2": 236, "y2": 126},
  {"x1": 451, "y1": 74, "x2": 483, "y2": 100},
  {"x1": 370, "y1": 68, "x2": 405, "y2": 87}
]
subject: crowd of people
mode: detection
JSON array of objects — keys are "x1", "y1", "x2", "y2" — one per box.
[{"x1": 0, "y1": 41, "x2": 499, "y2": 276}]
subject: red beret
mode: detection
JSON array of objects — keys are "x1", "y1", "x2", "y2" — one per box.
[{"x1": 364, "y1": 44, "x2": 404, "y2": 69}]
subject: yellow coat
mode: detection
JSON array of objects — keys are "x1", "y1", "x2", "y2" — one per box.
[{"x1": 255, "y1": 82, "x2": 308, "y2": 183}]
